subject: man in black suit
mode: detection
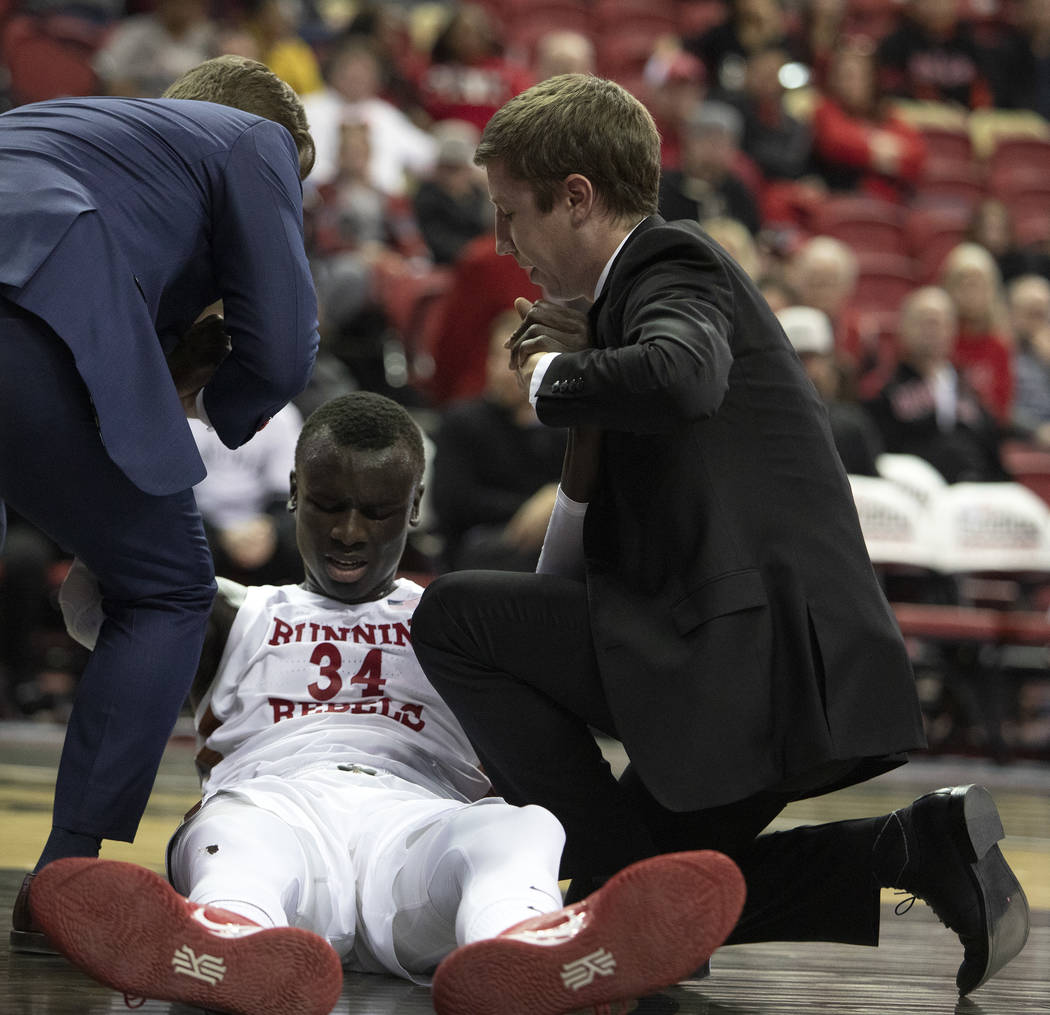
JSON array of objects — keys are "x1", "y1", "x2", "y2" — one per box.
[{"x1": 410, "y1": 73, "x2": 1029, "y2": 994}]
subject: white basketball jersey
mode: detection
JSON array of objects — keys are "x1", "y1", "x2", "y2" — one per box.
[{"x1": 194, "y1": 580, "x2": 489, "y2": 803}]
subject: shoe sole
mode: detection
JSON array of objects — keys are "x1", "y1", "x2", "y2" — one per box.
[
  {"x1": 944, "y1": 786, "x2": 1031, "y2": 995},
  {"x1": 9, "y1": 928, "x2": 60, "y2": 955},
  {"x1": 432, "y1": 849, "x2": 746, "y2": 1015},
  {"x1": 31, "y1": 859, "x2": 343, "y2": 1015}
]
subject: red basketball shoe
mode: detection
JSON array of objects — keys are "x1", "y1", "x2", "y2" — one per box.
[
  {"x1": 31, "y1": 858, "x2": 342, "y2": 1015},
  {"x1": 432, "y1": 849, "x2": 746, "y2": 1015}
]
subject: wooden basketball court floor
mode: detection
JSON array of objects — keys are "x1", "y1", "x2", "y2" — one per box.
[{"x1": 2, "y1": 720, "x2": 1047, "y2": 1015}]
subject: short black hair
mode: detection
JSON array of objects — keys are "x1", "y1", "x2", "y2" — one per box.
[{"x1": 296, "y1": 392, "x2": 425, "y2": 476}]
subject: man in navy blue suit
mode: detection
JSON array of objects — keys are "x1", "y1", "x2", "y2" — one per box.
[{"x1": 0, "y1": 55, "x2": 319, "y2": 948}]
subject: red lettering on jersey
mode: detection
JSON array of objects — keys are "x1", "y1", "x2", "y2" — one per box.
[
  {"x1": 308, "y1": 643, "x2": 343, "y2": 700},
  {"x1": 269, "y1": 697, "x2": 295, "y2": 721},
  {"x1": 269, "y1": 618, "x2": 294, "y2": 645},
  {"x1": 349, "y1": 648, "x2": 386, "y2": 697},
  {"x1": 352, "y1": 624, "x2": 377, "y2": 644}
]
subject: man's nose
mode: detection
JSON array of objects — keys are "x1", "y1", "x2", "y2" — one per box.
[
  {"x1": 331, "y1": 509, "x2": 366, "y2": 544},
  {"x1": 494, "y1": 218, "x2": 514, "y2": 257}
]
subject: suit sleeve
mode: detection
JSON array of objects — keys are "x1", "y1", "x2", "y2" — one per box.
[
  {"x1": 535, "y1": 266, "x2": 735, "y2": 433},
  {"x1": 202, "y1": 120, "x2": 319, "y2": 450}
]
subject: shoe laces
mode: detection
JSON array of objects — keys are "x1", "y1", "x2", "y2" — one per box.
[
  {"x1": 892, "y1": 891, "x2": 916, "y2": 916},
  {"x1": 122, "y1": 994, "x2": 146, "y2": 1009}
]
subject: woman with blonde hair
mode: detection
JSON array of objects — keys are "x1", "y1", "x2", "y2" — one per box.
[{"x1": 939, "y1": 241, "x2": 1014, "y2": 421}]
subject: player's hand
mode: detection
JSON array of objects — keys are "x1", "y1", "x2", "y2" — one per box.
[
  {"x1": 507, "y1": 297, "x2": 592, "y2": 371},
  {"x1": 167, "y1": 314, "x2": 232, "y2": 408},
  {"x1": 219, "y1": 516, "x2": 277, "y2": 570}
]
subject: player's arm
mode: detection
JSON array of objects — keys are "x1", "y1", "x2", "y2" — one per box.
[
  {"x1": 535, "y1": 426, "x2": 601, "y2": 580},
  {"x1": 188, "y1": 577, "x2": 244, "y2": 712}
]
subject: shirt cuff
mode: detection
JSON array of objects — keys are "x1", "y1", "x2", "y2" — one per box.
[{"x1": 529, "y1": 352, "x2": 560, "y2": 407}]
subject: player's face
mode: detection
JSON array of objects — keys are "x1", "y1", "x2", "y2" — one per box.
[
  {"x1": 486, "y1": 159, "x2": 587, "y2": 301},
  {"x1": 292, "y1": 439, "x2": 421, "y2": 604}
]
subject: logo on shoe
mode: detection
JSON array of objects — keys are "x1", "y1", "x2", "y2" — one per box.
[
  {"x1": 191, "y1": 907, "x2": 263, "y2": 938},
  {"x1": 560, "y1": 948, "x2": 617, "y2": 990},
  {"x1": 172, "y1": 945, "x2": 226, "y2": 985}
]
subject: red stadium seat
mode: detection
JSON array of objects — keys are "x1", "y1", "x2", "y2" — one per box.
[
  {"x1": 1, "y1": 14, "x2": 101, "y2": 106},
  {"x1": 912, "y1": 160, "x2": 987, "y2": 212},
  {"x1": 851, "y1": 252, "x2": 919, "y2": 313},
  {"x1": 811, "y1": 196, "x2": 908, "y2": 257},
  {"x1": 917, "y1": 124, "x2": 974, "y2": 164},
  {"x1": 904, "y1": 205, "x2": 971, "y2": 282}
]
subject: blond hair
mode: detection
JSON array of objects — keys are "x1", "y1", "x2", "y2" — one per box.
[
  {"x1": 474, "y1": 73, "x2": 660, "y2": 221},
  {"x1": 164, "y1": 55, "x2": 315, "y2": 180}
]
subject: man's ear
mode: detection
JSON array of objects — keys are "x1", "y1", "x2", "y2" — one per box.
[
  {"x1": 287, "y1": 470, "x2": 298, "y2": 512},
  {"x1": 410, "y1": 484, "x2": 424, "y2": 527},
  {"x1": 564, "y1": 173, "x2": 595, "y2": 222}
]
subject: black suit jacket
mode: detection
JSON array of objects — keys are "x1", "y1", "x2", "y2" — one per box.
[{"x1": 535, "y1": 217, "x2": 925, "y2": 811}]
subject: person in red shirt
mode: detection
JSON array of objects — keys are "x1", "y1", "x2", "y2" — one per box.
[
  {"x1": 811, "y1": 38, "x2": 927, "y2": 204},
  {"x1": 939, "y1": 241, "x2": 1015, "y2": 422},
  {"x1": 416, "y1": 4, "x2": 533, "y2": 131}
]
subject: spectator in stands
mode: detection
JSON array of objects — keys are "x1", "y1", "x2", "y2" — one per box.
[
  {"x1": 986, "y1": 0, "x2": 1050, "y2": 116},
  {"x1": 968, "y1": 196, "x2": 1050, "y2": 284},
  {"x1": 939, "y1": 242, "x2": 1014, "y2": 422},
  {"x1": 734, "y1": 45, "x2": 813, "y2": 185},
  {"x1": 306, "y1": 121, "x2": 428, "y2": 263},
  {"x1": 684, "y1": 0, "x2": 794, "y2": 103},
  {"x1": 93, "y1": 0, "x2": 218, "y2": 97},
  {"x1": 642, "y1": 46, "x2": 708, "y2": 170},
  {"x1": 658, "y1": 100, "x2": 762, "y2": 235},
  {"x1": 787, "y1": 235, "x2": 876, "y2": 383},
  {"x1": 811, "y1": 37, "x2": 927, "y2": 204},
  {"x1": 416, "y1": 4, "x2": 533, "y2": 131},
  {"x1": 705, "y1": 216, "x2": 763, "y2": 279},
  {"x1": 533, "y1": 30, "x2": 596, "y2": 81},
  {"x1": 412, "y1": 120, "x2": 490, "y2": 265},
  {"x1": 338, "y1": 2, "x2": 429, "y2": 120},
  {"x1": 876, "y1": 0, "x2": 999, "y2": 109},
  {"x1": 303, "y1": 39, "x2": 437, "y2": 195},
  {"x1": 758, "y1": 273, "x2": 798, "y2": 312},
  {"x1": 431, "y1": 312, "x2": 566, "y2": 572},
  {"x1": 778, "y1": 305, "x2": 883, "y2": 474},
  {"x1": 424, "y1": 235, "x2": 542, "y2": 406},
  {"x1": 190, "y1": 404, "x2": 303, "y2": 587},
  {"x1": 305, "y1": 119, "x2": 429, "y2": 400},
  {"x1": 863, "y1": 286, "x2": 1008, "y2": 481},
  {"x1": 790, "y1": 0, "x2": 852, "y2": 87},
  {"x1": 239, "y1": 0, "x2": 322, "y2": 97},
  {"x1": 1008, "y1": 274, "x2": 1050, "y2": 447}
]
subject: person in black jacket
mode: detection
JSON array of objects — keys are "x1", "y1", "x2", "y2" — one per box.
[
  {"x1": 409, "y1": 73, "x2": 1029, "y2": 996},
  {"x1": 431, "y1": 311, "x2": 565, "y2": 571}
]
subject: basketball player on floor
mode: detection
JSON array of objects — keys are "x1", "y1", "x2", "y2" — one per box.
[{"x1": 31, "y1": 392, "x2": 746, "y2": 1015}]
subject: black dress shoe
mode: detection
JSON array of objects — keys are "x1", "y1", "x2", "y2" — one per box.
[
  {"x1": 880, "y1": 784, "x2": 1030, "y2": 994},
  {"x1": 10, "y1": 873, "x2": 59, "y2": 954}
]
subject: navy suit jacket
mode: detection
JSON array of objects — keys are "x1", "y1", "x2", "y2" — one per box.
[
  {"x1": 534, "y1": 217, "x2": 926, "y2": 811},
  {"x1": 0, "y1": 97, "x2": 318, "y2": 495}
]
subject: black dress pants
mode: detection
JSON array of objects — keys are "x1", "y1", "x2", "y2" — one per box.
[{"x1": 412, "y1": 569, "x2": 882, "y2": 947}]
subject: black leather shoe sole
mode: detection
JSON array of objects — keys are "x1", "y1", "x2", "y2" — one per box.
[
  {"x1": 944, "y1": 785, "x2": 1030, "y2": 995},
  {"x1": 10, "y1": 928, "x2": 60, "y2": 955},
  {"x1": 10, "y1": 872, "x2": 60, "y2": 956}
]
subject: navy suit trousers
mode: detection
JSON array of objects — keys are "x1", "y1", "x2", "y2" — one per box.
[{"x1": 0, "y1": 299, "x2": 215, "y2": 842}]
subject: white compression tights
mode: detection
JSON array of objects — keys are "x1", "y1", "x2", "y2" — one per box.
[
  {"x1": 390, "y1": 801, "x2": 565, "y2": 971},
  {"x1": 168, "y1": 794, "x2": 565, "y2": 974}
]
